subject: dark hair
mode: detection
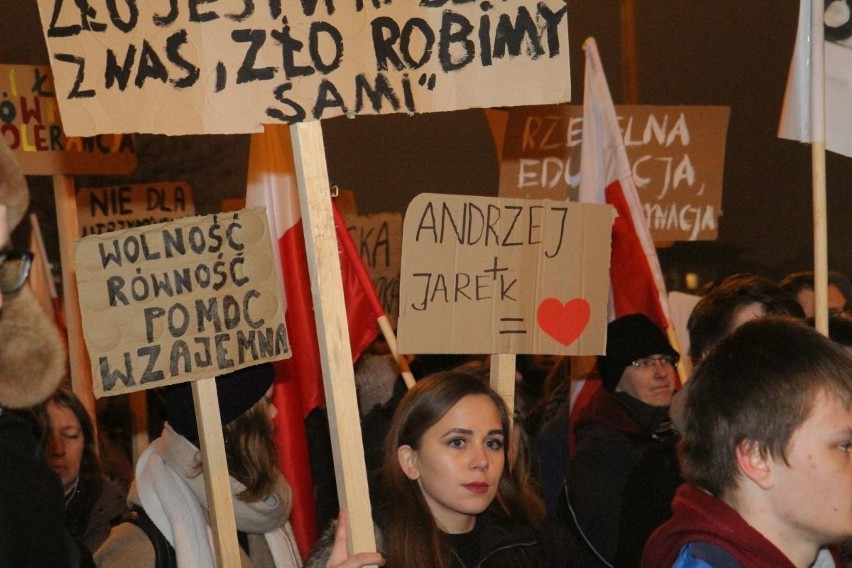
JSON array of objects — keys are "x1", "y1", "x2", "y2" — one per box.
[
  {"x1": 679, "y1": 317, "x2": 852, "y2": 498},
  {"x1": 380, "y1": 370, "x2": 544, "y2": 568},
  {"x1": 45, "y1": 387, "x2": 100, "y2": 485},
  {"x1": 779, "y1": 270, "x2": 852, "y2": 303},
  {"x1": 687, "y1": 274, "x2": 803, "y2": 364}
]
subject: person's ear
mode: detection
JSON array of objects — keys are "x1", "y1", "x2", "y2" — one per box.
[
  {"x1": 397, "y1": 445, "x2": 420, "y2": 480},
  {"x1": 735, "y1": 440, "x2": 774, "y2": 489}
]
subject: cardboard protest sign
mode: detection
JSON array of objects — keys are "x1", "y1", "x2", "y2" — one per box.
[
  {"x1": 0, "y1": 64, "x2": 137, "y2": 174},
  {"x1": 344, "y1": 211, "x2": 402, "y2": 329},
  {"x1": 75, "y1": 208, "x2": 289, "y2": 397},
  {"x1": 499, "y1": 105, "x2": 730, "y2": 241},
  {"x1": 77, "y1": 182, "x2": 195, "y2": 237},
  {"x1": 34, "y1": 0, "x2": 570, "y2": 136},
  {"x1": 397, "y1": 193, "x2": 614, "y2": 355}
]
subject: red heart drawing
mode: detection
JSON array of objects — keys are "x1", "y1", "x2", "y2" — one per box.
[{"x1": 536, "y1": 298, "x2": 591, "y2": 346}]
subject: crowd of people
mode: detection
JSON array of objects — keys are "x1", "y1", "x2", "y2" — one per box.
[{"x1": 1, "y1": 140, "x2": 851, "y2": 568}]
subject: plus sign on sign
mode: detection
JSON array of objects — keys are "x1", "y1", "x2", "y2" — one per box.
[{"x1": 397, "y1": 193, "x2": 614, "y2": 356}]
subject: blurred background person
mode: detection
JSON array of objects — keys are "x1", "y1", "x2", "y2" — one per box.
[
  {"x1": 95, "y1": 363, "x2": 302, "y2": 568},
  {"x1": 559, "y1": 313, "x2": 679, "y2": 568},
  {"x1": 43, "y1": 388, "x2": 128, "y2": 554},
  {"x1": 780, "y1": 269, "x2": 852, "y2": 319}
]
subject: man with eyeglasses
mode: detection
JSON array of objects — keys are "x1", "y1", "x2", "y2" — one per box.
[
  {"x1": 0, "y1": 141, "x2": 78, "y2": 567},
  {"x1": 557, "y1": 313, "x2": 678, "y2": 568}
]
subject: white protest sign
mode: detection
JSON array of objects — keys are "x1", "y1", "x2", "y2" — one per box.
[
  {"x1": 397, "y1": 193, "x2": 614, "y2": 355},
  {"x1": 344, "y1": 211, "x2": 402, "y2": 329},
  {"x1": 75, "y1": 208, "x2": 290, "y2": 397},
  {"x1": 77, "y1": 182, "x2": 195, "y2": 237},
  {"x1": 35, "y1": 0, "x2": 570, "y2": 136}
]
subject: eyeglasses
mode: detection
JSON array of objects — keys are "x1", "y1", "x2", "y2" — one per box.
[
  {"x1": 0, "y1": 249, "x2": 33, "y2": 295},
  {"x1": 631, "y1": 354, "x2": 678, "y2": 369},
  {"x1": 828, "y1": 304, "x2": 852, "y2": 318}
]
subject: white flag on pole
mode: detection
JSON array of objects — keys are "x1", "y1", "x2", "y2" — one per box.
[{"x1": 779, "y1": 0, "x2": 852, "y2": 157}]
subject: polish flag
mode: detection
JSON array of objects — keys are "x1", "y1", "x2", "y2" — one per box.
[
  {"x1": 28, "y1": 213, "x2": 64, "y2": 330},
  {"x1": 245, "y1": 124, "x2": 381, "y2": 558},
  {"x1": 571, "y1": 38, "x2": 676, "y2": 437}
]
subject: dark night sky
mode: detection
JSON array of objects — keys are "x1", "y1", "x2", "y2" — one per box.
[{"x1": 2, "y1": 1, "x2": 851, "y2": 291}]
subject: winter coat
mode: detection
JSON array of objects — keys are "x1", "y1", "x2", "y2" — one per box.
[
  {"x1": 0, "y1": 409, "x2": 81, "y2": 568},
  {"x1": 65, "y1": 474, "x2": 128, "y2": 554},
  {"x1": 559, "y1": 389, "x2": 674, "y2": 567},
  {"x1": 305, "y1": 510, "x2": 573, "y2": 568}
]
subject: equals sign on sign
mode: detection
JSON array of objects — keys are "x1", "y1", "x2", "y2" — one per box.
[{"x1": 498, "y1": 317, "x2": 527, "y2": 335}]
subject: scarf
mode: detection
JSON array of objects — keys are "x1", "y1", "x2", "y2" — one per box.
[{"x1": 131, "y1": 424, "x2": 301, "y2": 568}]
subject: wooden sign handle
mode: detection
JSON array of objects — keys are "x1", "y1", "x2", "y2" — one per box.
[
  {"x1": 290, "y1": 121, "x2": 378, "y2": 560},
  {"x1": 52, "y1": 175, "x2": 96, "y2": 427},
  {"x1": 489, "y1": 353, "x2": 516, "y2": 425},
  {"x1": 192, "y1": 377, "x2": 241, "y2": 567}
]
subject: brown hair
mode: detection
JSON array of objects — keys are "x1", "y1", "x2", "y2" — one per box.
[
  {"x1": 381, "y1": 370, "x2": 545, "y2": 568},
  {"x1": 221, "y1": 396, "x2": 280, "y2": 501},
  {"x1": 679, "y1": 317, "x2": 852, "y2": 498}
]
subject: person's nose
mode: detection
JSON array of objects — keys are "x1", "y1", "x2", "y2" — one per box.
[
  {"x1": 470, "y1": 444, "x2": 489, "y2": 472},
  {"x1": 652, "y1": 359, "x2": 671, "y2": 378},
  {"x1": 47, "y1": 431, "x2": 65, "y2": 457}
]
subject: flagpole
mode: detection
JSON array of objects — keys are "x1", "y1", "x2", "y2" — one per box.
[
  {"x1": 376, "y1": 315, "x2": 416, "y2": 388},
  {"x1": 810, "y1": 0, "x2": 829, "y2": 336}
]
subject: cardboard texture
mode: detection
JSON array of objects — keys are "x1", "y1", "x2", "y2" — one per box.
[
  {"x1": 397, "y1": 193, "x2": 614, "y2": 355},
  {"x1": 499, "y1": 105, "x2": 730, "y2": 241},
  {"x1": 343, "y1": 211, "x2": 402, "y2": 329},
  {"x1": 75, "y1": 208, "x2": 290, "y2": 397},
  {"x1": 0, "y1": 64, "x2": 138, "y2": 174},
  {"x1": 77, "y1": 182, "x2": 195, "y2": 237},
  {"x1": 34, "y1": 0, "x2": 570, "y2": 136}
]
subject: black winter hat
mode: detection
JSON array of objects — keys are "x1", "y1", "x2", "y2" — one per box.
[
  {"x1": 598, "y1": 314, "x2": 678, "y2": 393},
  {"x1": 163, "y1": 363, "x2": 275, "y2": 443}
]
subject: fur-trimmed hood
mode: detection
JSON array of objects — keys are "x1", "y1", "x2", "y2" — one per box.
[{"x1": 0, "y1": 141, "x2": 66, "y2": 408}]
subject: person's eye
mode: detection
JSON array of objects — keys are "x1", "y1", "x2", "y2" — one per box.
[
  {"x1": 63, "y1": 432, "x2": 81, "y2": 441},
  {"x1": 486, "y1": 438, "x2": 504, "y2": 450},
  {"x1": 838, "y1": 441, "x2": 852, "y2": 453},
  {"x1": 447, "y1": 438, "x2": 466, "y2": 449}
]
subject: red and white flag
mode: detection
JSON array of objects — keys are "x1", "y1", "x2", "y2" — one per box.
[
  {"x1": 245, "y1": 124, "x2": 382, "y2": 558},
  {"x1": 571, "y1": 38, "x2": 675, "y2": 434},
  {"x1": 28, "y1": 213, "x2": 64, "y2": 330}
]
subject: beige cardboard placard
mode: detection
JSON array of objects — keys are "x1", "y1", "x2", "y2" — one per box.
[
  {"x1": 397, "y1": 193, "x2": 614, "y2": 355},
  {"x1": 34, "y1": 0, "x2": 570, "y2": 136},
  {"x1": 499, "y1": 105, "x2": 730, "y2": 241},
  {"x1": 77, "y1": 182, "x2": 195, "y2": 237},
  {"x1": 343, "y1": 211, "x2": 402, "y2": 329},
  {"x1": 75, "y1": 208, "x2": 290, "y2": 397},
  {"x1": 0, "y1": 64, "x2": 137, "y2": 175}
]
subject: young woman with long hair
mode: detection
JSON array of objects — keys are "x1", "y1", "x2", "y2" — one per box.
[{"x1": 313, "y1": 369, "x2": 569, "y2": 568}]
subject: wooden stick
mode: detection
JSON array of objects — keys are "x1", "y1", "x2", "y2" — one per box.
[
  {"x1": 810, "y1": 0, "x2": 829, "y2": 337},
  {"x1": 192, "y1": 378, "x2": 241, "y2": 567},
  {"x1": 620, "y1": 0, "x2": 640, "y2": 104},
  {"x1": 52, "y1": 175, "x2": 96, "y2": 428},
  {"x1": 129, "y1": 391, "x2": 150, "y2": 463},
  {"x1": 489, "y1": 353, "x2": 516, "y2": 424},
  {"x1": 290, "y1": 121, "x2": 377, "y2": 559},
  {"x1": 377, "y1": 315, "x2": 415, "y2": 389}
]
